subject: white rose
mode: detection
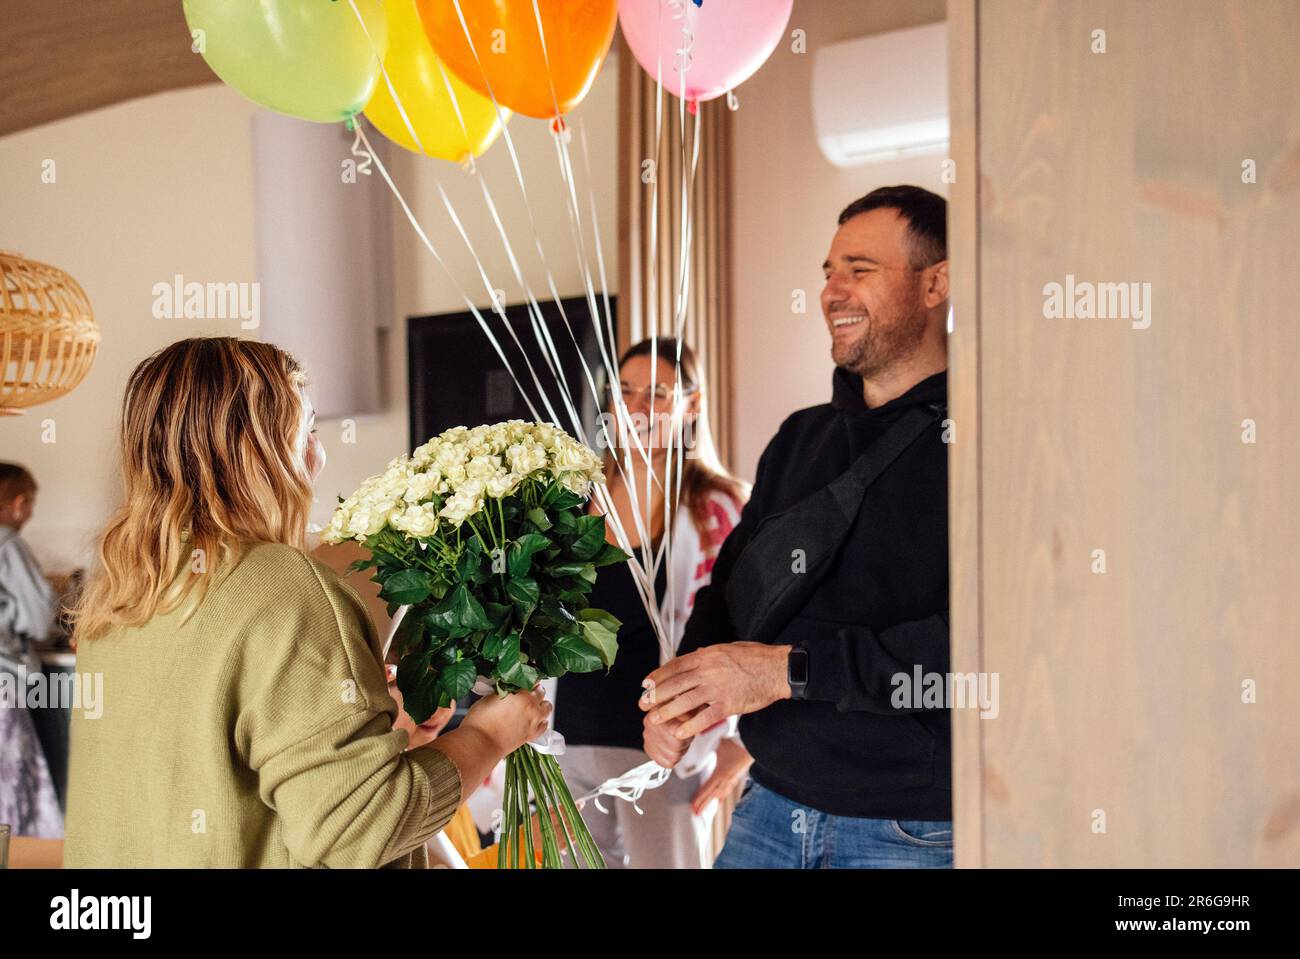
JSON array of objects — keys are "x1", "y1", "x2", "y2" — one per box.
[
  {"x1": 439, "y1": 489, "x2": 484, "y2": 527},
  {"x1": 467, "y1": 453, "x2": 503, "y2": 481},
  {"x1": 346, "y1": 505, "x2": 386, "y2": 539},
  {"x1": 435, "y1": 442, "x2": 467, "y2": 473},
  {"x1": 392, "y1": 503, "x2": 439, "y2": 538},
  {"x1": 486, "y1": 471, "x2": 523, "y2": 498},
  {"x1": 322, "y1": 509, "x2": 349, "y2": 544},
  {"x1": 552, "y1": 440, "x2": 598, "y2": 474},
  {"x1": 558, "y1": 471, "x2": 592, "y2": 497},
  {"x1": 506, "y1": 442, "x2": 548, "y2": 477}
]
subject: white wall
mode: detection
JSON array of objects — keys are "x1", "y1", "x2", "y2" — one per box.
[
  {"x1": 0, "y1": 87, "x2": 262, "y2": 569},
  {"x1": 730, "y1": 0, "x2": 948, "y2": 479},
  {"x1": 0, "y1": 63, "x2": 618, "y2": 571}
]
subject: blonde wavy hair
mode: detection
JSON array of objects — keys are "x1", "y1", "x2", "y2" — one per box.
[{"x1": 74, "y1": 337, "x2": 314, "y2": 642}]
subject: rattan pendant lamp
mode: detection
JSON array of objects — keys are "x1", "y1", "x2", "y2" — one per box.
[{"x1": 0, "y1": 250, "x2": 100, "y2": 415}]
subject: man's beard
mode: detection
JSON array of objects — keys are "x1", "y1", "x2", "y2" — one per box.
[{"x1": 833, "y1": 307, "x2": 928, "y2": 379}]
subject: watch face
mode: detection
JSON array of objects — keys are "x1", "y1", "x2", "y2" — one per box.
[{"x1": 789, "y1": 649, "x2": 809, "y2": 685}]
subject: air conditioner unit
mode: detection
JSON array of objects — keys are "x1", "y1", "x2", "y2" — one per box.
[{"x1": 812, "y1": 22, "x2": 949, "y2": 167}]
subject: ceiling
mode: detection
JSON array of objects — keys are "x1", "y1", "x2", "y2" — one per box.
[{"x1": 1, "y1": 0, "x2": 218, "y2": 137}]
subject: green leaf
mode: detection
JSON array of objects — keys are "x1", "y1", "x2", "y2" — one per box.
[
  {"x1": 536, "y1": 601, "x2": 575, "y2": 625},
  {"x1": 592, "y1": 542, "x2": 630, "y2": 568},
  {"x1": 576, "y1": 607, "x2": 621, "y2": 667},
  {"x1": 433, "y1": 658, "x2": 477, "y2": 707},
  {"x1": 395, "y1": 651, "x2": 437, "y2": 724},
  {"x1": 498, "y1": 657, "x2": 539, "y2": 690},
  {"x1": 456, "y1": 537, "x2": 483, "y2": 582},
  {"x1": 549, "y1": 633, "x2": 605, "y2": 673},
  {"x1": 423, "y1": 593, "x2": 463, "y2": 637},
  {"x1": 509, "y1": 532, "x2": 552, "y2": 578},
  {"x1": 379, "y1": 568, "x2": 434, "y2": 605},
  {"x1": 549, "y1": 488, "x2": 583, "y2": 510},
  {"x1": 482, "y1": 630, "x2": 520, "y2": 665},
  {"x1": 482, "y1": 601, "x2": 512, "y2": 628},
  {"x1": 526, "y1": 507, "x2": 553, "y2": 531},
  {"x1": 394, "y1": 612, "x2": 426, "y2": 657},
  {"x1": 345, "y1": 555, "x2": 378, "y2": 575},
  {"x1": 568, "y1": 515, "x2": 608, "y2": 562},
  {"x1": 539, "y1": 646, "x2": 567, "y2": 678},
  {"x1": 452, "y1": 584, "x2": 494, "y2": 631},
  {"x1": 506, "y1": 576, "x2": 540, "y2": 615}
]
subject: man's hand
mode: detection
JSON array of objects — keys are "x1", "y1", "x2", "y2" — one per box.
[
  {"x1": 691, "y1": 737, "x2": 754, "y2": 815},
  {"x1": 642, "y1": 707, "x2": 700, "y2": 768},
  {"x1": 640, "y1": 642, "x2": 792, "y2": 740}
]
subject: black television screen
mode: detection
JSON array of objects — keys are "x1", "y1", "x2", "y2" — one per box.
[{"x1": 407, "y1": 295, "x2": 614, "y2": 450}]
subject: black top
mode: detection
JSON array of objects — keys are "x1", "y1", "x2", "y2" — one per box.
[
  {"x1": 680, "y1": 367, "x2": 951, "y2": 820},
  {"x1": 554, "y1": 546, "x2": 667, "y2": 749}
]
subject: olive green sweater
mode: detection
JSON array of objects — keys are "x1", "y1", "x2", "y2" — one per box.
[{"x1": 65, "y1": 543, "x2": 462, "y2": 868}]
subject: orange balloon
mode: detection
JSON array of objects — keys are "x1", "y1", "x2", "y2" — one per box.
[{"x1": 416, "y1": 0, "x2": 617, "y2": 120}]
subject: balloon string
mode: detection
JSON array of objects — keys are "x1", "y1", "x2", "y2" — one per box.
[
  {"x1": 536, "y1": 3, "x2": 684, "y2": 654},
  {"x1": 350, "y1": 0, "x2": 564, "y2": 435},
  {"x1": 447, "y1": 0, "x2": 669, "y2": 611},
  {"x1": 349, "y1": 122, "x2": 373, "y2": 176},
  {"x1": 360, "y1": 0, "x2": 705, "y2": 810},
  {"x1": 349, "y1": 0, "x2": 578, "y2": 432},
  {"x1": 427, "y1": 27, "x2": 583, "y2": 429},
  {"x1": 346, "y1": 0, "x2": 429, "y2": 157},
  {"x1": 352, "y1": 121, "x2": 542, "y2": 423},
  {"x1": 445, "y1": 0, "x2": 613, "y2": 448}
]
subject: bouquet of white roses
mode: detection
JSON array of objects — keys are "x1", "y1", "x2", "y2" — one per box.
[{"x1": 323, "y1": 420, "x2": 628, "y2": 868}]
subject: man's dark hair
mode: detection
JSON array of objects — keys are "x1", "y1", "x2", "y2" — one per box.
[{"x1": 838, "y1": 185, "x2": 947, "y2": 269}]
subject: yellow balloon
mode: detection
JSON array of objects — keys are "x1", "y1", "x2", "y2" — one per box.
[{"x1": 363, "y1": 0, "x2": 508, "y2": 162}]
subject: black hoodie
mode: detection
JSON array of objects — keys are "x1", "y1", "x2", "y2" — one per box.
[{"x1": 679, "y1": 367, "x2": 951, "y2": 819}]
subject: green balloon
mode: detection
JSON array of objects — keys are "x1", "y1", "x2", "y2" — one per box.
[{"x1": 184, "y1": 0, "x2": 388, "y2": 123}]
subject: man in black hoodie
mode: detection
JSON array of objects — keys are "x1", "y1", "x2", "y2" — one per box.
[{"x1": 640, "y1": 185, "x2": 953, "y2": 868}]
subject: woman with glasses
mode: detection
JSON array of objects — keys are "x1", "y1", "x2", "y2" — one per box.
[{"x1": 554, "y1": 338, "x2": 752, "y2": 868}]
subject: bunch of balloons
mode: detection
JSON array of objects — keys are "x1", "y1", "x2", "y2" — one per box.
[{"x1": 183, "y1": 0, "x2": 793, "y2": 162}]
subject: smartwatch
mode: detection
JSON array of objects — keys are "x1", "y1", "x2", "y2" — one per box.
[{"x1": 787, "y1": 644, "x2": 809, "y2": 700}]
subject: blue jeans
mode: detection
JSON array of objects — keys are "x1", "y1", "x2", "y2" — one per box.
[{"x1": 715, "y1": 780, "x2": 953, "y2": 869}]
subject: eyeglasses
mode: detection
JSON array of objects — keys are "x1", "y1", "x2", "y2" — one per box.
[{"x1": 604, "y1": 381, "x2": 698, "y2": 408}]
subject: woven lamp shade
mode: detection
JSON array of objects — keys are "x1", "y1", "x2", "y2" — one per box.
[{"x1": 1, "y1": 251, "x2": 100, "y2": 415}]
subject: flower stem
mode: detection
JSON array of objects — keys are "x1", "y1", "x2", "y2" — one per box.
[
  {"x1": 539, "y1": 752, "x2": 605, "y2": 868},
  {"x1": 495, "y1": 749, "x2": 604, "y2": 869},
  {"x1": 514, "y1": 753, "x2": 535, "y2": 868},
  {"x1": 517, "y1": 749, "x2": 558, "y2": 868},
  {"x1": 524, "y1": 747, "x2": 576, "y2": 869},
  {"x1": 498, "y1": 754, "x2": 512, "y2": 869}
]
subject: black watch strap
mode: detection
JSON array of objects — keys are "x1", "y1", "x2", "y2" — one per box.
[{"x1": 787, "y1": 645, "x2": 809, "y2": 700}]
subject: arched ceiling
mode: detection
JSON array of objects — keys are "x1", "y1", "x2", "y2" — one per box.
[{"x1": 1, "y1": 0, "x2": 218, "y2": 137}]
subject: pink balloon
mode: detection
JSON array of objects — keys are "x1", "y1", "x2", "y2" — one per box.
[{"x1": 618, "y1": 0, "x2": 793, "y2": 106}]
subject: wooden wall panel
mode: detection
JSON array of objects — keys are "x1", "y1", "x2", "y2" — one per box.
[
  {"x1": 946, "y1": 0, "x2": 986, "y2": 869},
  {"x1": 952, "y1": 0, "x2": 1300, "y2": 866}
]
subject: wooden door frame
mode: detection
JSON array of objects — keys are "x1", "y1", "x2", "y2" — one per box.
[{"x1": 946, "y1": 0, "x2": 984, "y2": 869}]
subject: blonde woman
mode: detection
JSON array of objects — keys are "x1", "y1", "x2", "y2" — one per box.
[
  {"x1": 554, "y1": 338, "x2": 753, "y2": 868},
  {"x1": 65, "y1": 337, "x2": 548, "y2": 868}
]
